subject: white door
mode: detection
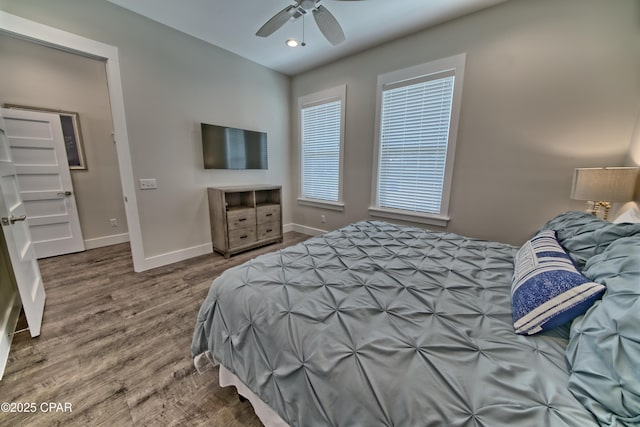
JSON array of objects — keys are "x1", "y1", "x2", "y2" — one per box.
[
  {"x1": 0, "y1": 122, "x2": 45, "y2": 338},
  {"x1": 2, "y1": 108, "x2": 84, "y2": 258}
]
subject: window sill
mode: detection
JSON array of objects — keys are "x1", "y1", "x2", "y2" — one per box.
[
  {"x1": 368, "y1": 207, "x2": 449, "y2": 227},
  {"x1": 298, "y1": 198, "x2": 345, "y2": 212}
]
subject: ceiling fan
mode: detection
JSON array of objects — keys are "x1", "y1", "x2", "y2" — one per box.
[{"x1": 256, "y1": 0, "x2": 364, "y2": 46}]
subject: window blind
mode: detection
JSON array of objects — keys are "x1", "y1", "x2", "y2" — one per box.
[
  {"x1": 377, "y1": 76, "x2": 454, "y2": 214},
  {"x1": 301, "y1": 100, "x2": 341, "y2": 202}
]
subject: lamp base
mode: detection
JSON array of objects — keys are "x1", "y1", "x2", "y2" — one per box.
[{"x1": 589, "y1": 201, "x2": 611, "y2": 221}]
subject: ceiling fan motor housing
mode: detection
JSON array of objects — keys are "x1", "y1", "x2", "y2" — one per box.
[
  {"x1": 299, "y1": 0, "x2": 319, "y2": 10},
  {"x1": 257, "y1": 0, "x2": 347, "y2": 45}
]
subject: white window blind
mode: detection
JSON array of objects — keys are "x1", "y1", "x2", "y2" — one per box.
[
  {"x1": 301, "y1": 100, "x2": 342, "y2": 202},
  {"x1": 377, "y1": 75, "x2": 455, "y2": 215}
]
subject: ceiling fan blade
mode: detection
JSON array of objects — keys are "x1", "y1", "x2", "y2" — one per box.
[
  {"x1": 312, "y1": 5, "x2": 345, "y2": 45},
  {"x1": 256, "y1": 5, "x2": 296, "y2": 37}
]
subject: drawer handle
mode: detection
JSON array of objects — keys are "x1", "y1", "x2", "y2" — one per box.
[
  {"x1": 240, "y1": 235, "x2": 248, "y2": 239},
  {"x1": 266, "y1": 229, "x2": 273, "y2": 233},
  {"x1": 266, "y1": 213, "x2": 273, "y2": 217},
  {"x1": 238, "y1": 218, "x2": 247, "y2": 222}
]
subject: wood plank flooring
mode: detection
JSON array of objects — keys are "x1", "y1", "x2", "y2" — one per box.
[{"x1": 0, "y1": 232, "x2": 309, "y2": 426}]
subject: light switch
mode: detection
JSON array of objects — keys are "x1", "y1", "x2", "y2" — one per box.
[{"x1": 139, "y1": 178, "x2": 157, "y2": 190}]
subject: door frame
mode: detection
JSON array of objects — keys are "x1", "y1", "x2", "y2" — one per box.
[{"x1": 0, "y1": 11, "x2": 146, "y2": 271}]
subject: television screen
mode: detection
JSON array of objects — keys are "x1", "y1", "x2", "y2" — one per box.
[{"x1": 201, "y1": 123, "x2": 268, "y2": 169}]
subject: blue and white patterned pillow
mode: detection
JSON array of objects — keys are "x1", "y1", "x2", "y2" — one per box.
[{"x1": 511, "y1": 230, "x2": 605, "y2": 335}]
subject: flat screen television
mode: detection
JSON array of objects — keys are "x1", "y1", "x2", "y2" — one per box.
[{"x1": 201, "y1": 123, "x2": 268, "y2": 169}]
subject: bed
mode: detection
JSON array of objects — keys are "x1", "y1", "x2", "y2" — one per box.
[{"x1": 191, "y1": 212, "x2": 640, "y2": 426}]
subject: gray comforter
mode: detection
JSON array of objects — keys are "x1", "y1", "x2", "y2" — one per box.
[{"x1": 192, "y1": 220, "x2": 596, "y2": 426}]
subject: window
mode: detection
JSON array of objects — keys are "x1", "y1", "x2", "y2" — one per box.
[
  {"x1": 298, "y1": 85, "x2": 346, "y2": 211},
  {"x1": 370, "y1": 54, "x2": 465, "y2": 226}
]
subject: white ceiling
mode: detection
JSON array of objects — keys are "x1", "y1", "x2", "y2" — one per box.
[{"x1": 106, "y1": 0, "x2": 508, "y2": 76}]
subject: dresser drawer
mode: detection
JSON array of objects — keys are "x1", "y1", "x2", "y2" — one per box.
[
  {"x1": 227, "y1": 208, "x2": 256, "y2": 230},
  {"x1": 228, "y1": 226, "x2": 257, "y2": 249},
  {"x1": 257, "y1": 205, "x2": 281, "y2": 224},
  {"x1": 209, "y1": 186, "x2": 282, "y2": 257},
  {"x1": 257, "y1": 221, "x2": 281, "y2": 241}
]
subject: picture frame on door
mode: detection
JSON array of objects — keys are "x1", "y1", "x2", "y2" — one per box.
[{"x1": 3, "y1": 104, "x2": 88, "y2": 170}]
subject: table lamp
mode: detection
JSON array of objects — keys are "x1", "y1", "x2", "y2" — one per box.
[{"x1": 570, "y1": 167, "x2": 639, "y2": 220}]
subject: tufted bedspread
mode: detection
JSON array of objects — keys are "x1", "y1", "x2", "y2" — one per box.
[{"x1": 192, "y1": 220, "x2": 597, "y2": 426}]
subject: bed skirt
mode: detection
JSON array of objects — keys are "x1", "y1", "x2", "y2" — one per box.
[{"x1": 194, "y1": 351, "x2": 290, "y2": 427}]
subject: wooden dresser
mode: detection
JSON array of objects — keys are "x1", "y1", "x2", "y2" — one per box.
[{"x1": 207, "y1": 185, "x2": 282, "y2": 258}]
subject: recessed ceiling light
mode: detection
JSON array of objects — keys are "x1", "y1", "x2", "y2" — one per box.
[{"x1": 286, "y1": 39, "x2": 299, "y2": 47}]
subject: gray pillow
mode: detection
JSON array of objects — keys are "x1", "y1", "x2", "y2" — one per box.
[
  {"x1": 565, "y1": 235, "x2": 640, "y2": 426},
  {"x1": 538, "y1": 211, "x2": 640, "y2": 269}
]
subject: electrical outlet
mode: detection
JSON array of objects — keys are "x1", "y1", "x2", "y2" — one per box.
[
  {"x1": 321, "y1": 215, "x2": 326, "y2": 223},
  {"x1": 139, "y1": 178, "x2": 157, "y2": 190},
  {"x1": 110, "y1": 218, "x2": 118, "y2": 228}
]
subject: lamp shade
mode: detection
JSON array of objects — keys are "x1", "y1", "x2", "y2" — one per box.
[{"x1": 571, "y1": 167, "x2": 639, "y2": 202}]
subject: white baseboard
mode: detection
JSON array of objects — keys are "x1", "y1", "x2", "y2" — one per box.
[
  {"x1": 142, "y1": 242, "x2": 213, "y2": 271},
  {"x1": 289, "y1": 223, "x2": 327, "y2": 236},
  {"x1": 84, "y1": 233, "x2": 130, "y2": 250},
  {"x1": 136, "y1": 225, "x2": 323, "y2": 272}
]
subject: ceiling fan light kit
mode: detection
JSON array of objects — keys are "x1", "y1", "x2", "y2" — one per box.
[{"x1": 257, "y1": 0, "x2": 363, "y2": 46}]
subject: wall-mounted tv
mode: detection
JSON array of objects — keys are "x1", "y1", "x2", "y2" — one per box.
[{"x1": 201, "y1": 123, "x2": 268, "y2": 170}]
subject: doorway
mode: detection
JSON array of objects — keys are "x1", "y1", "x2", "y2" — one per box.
[
  {"x1": 1, "y1": 34, "x2": 127, "y2": 258},
  {"x1": 0, "y1": 10, "x2": 145, "y2": 271}
]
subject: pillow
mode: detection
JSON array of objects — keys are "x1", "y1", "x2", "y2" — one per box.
[
  {"x1": 613, "y1": 205, "x2": 640, "y2": 224},
  {"x1": 566, "y1": 235, "x2": 640, "y2": 426},
  {"x1": 511, "y1": 230, "x2": 605, "y2": 335},
  {"x1": 538, "y1": 211, "x2": 640, "y2": 269}
]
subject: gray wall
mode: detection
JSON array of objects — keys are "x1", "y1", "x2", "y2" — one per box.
[
  {"x1": 2, "y1": 0, "x2": 637, "y2": 259},
  {"x1": 0, "y1": 0, "x2": 291, "y2": 258},
  {"x1": 626, "y1": 114, "x2": 640, "y2": 203},
  {"x1": 291, "y1": 0, "x2": 640, "y2": 245},
  {"x1": 630, "y1": 115, "x2": 640, "y2": 168},
  {"x1": 0, "y1": 34, "x2": 128, "y2": 244}
]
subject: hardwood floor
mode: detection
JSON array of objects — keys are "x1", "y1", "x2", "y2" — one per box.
[{"x1": 0, "y1": 232, "x2": 309, "y2": 426}]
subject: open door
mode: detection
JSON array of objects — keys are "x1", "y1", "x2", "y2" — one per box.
[
  {"x1": 0, "y1": 120, "x2": 45, "y2": 339},
  {"x1": 0, "y1": 227, "x2": 22, "y2": 380},
  {"x1": 2, "y1": 108, "x2": 84, "y2": 259}
]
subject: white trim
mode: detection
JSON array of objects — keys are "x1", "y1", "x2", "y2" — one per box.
[
  {"x1": 296, "y1": 198, "x2": 345, "y2": 211},
  {"x1": 84, "y1": 233, "x2": 130, "y2": 250},
  {"x1": 290, "y1": 223, "x2": 327, "y2": 236},
  {"x1": 368, "y1": 207, "x2": 449, "y2": 227},
  {"x1": 93, "y1": 224, "x2": 328, "y2": 271},
  {"x1": 0, "y1": 291, "x2": 21, "y2": 380},
  {"x1": 143, "y1": 243, "x2": 213, "y2": 271},
  {"x1": 370, "y1": 53, "x2": 466, "y2": 221},
  {"x1": 91, "y1": 224, "x2": 325, "y2": 270},
  {"x1": 0, "y1": 11, "x2": 146, "y2": 272},
  {"x1": 298, "y1": 84, "x2": 347, "y2": 205}
]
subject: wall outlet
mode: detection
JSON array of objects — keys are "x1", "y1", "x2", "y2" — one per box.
[
  {"x1": 110, "y1": 218, "x2": 118, "y2": 227},
  {"x1": 321, "y1": 215, "x2": 326, "y2": 223},
  {"x1": 139, "y1": 178, "x2": 157, "y2": 190}
]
